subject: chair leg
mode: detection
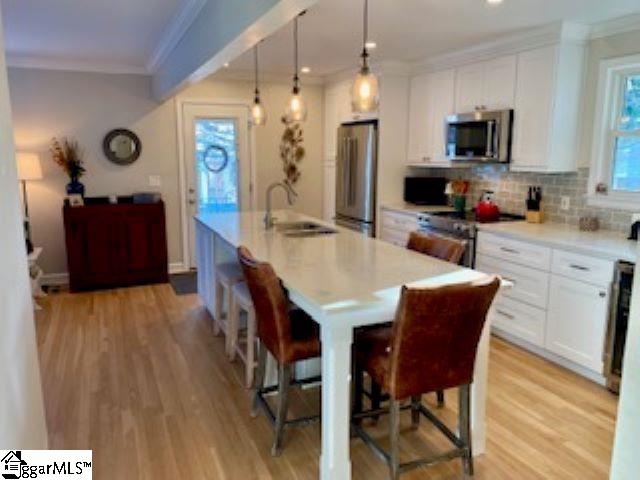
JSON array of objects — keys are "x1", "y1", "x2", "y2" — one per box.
[
  {"x1": 371, "y1": 379, "x2": 382, "y2": 422},
  {"x1": 213, "y1": 280, "x2": 223, "y2": 336},
  {"x1": 227, "y1": 292, "x2": 239, "y2": 360},
  {"x1": 271, "y1": 363, "x2": 293, "y2": 457},
  {"x1": 459, "y1": 384, "x2": 473, "y2": 476},
  {"x1": 436, "y1": 390, "x2": 445, "y2": 408},
  {"x1": 389, "y1": 400, "x2": 401, "y2": 480},
  {"x1": 245, "y1": 308, "x2": 256, "y2": 389},
  {"x1": 410, "y1": 395, "x2": 421, "y2": 429},
  {"x1": 251, "y1": 343, "x2": 267, "y2": 418}
]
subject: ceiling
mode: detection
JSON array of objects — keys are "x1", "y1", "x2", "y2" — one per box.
[
  {"x1": 1, "y1": 0, "x2": 194, "y2": 72},
  {"x1": 224, "y1": 0, "x2": 640, "y2": 79},
  {"x1": 2, "y1": 0, "x2": 640, "y2": 79}
]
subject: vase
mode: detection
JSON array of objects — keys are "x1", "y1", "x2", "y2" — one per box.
[{"x1": 66, "y1": 178, "x2": 85, "y2": 196}]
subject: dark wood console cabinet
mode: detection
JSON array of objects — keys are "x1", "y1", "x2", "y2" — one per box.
[{"x1": 63, "y1": 201, "x2": 168, "y2": 291}]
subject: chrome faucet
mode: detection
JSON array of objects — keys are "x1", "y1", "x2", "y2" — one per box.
[{"x1": 264, "y1": 182, "x2": 297, "y2": 228}]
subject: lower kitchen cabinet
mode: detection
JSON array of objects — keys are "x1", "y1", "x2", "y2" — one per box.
[
  {"x1": 546, "y1": 275, "x2": 609, "y2": 373},
  {"x1": 492, "y1": 295, "x2": 546, "y2": 347},
  {"x1": 379, "y1": 208, "x2": 419, "y2": 247}
]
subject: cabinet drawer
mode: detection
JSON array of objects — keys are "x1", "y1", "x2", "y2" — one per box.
[
  {"x1": 476, "y1": 255, "x2": 549, "y2": 309},
  {"x1": 380, "y1": 227, "x2": 409, "y2": 247},
  {"x1": 491, "y1": 296, "x2": 546, "y2": 347},
  {"x1": 551, "y1": 249, "x2": 614, "y2": 286},
  {"x1": 477, "y1": 232, "x2": 551, "y2": 271},
  {"x1": 380, "y1": 210, "x2": 419, "y2": 233}
]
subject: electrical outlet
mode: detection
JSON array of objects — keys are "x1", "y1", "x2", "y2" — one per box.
[
  {"x1": 148, "y1": 175, "x2": 162, "y2": 187},
  {"x1": 632, "y1": 213, "x2": 640, "y2": 224},
  {"x1": 560, "y1": 196, "x2": 570, "y2": 211}
]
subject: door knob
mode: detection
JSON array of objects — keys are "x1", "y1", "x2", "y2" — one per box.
[
  {"x1": 188, "y1": 188, "x2": 195, "y2": 194},
  {"x1": 188, "y1": 200, "x2": 195, "y2": 205}
]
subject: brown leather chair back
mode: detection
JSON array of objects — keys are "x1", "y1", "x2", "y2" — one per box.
[
  {"x1": 388, "y1": 277, "x2": 500, "y2": 399},
  {"x1": 407, "y1": 231, "x2": 466, "y2": 265},
  {"x1": 237, "y1": 246, "x2": 291, "y2": 363}
]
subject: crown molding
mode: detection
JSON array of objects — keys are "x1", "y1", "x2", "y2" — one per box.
[
  {"x1": 146, "y1": 0, "x2": 206, "y2": 73},
  {"x1": 411, "y1": 21, "x2": 590, "y2": 74},
  {"x1": 589, "y1": 13, "x2": 640, "y2": 40},
  {"x1": 5, "y1": 54, "x2": 149, "y2": 75}
]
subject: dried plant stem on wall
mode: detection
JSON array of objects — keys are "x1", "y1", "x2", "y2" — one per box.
[{"x1": 279, "y1": 115, "x2": 305, "y2": 187}]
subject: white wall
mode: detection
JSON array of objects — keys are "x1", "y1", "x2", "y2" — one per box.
[
  {"x1": 8, "y1": 68, "x2": 324, "y2": 277},
  {"x1": 611, "y1": 246, "x2": 640, "y2": 479},
  {"x1": 0, "y1": 7, "x2": 48, "y2": 449}
]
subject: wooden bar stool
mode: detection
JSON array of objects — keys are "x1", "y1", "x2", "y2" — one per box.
[
  {"x1": 228, "y1": 281, "x2": 258, "y2": 388},
  {"x1": 213, "y1": 262, "x2": 244, "y2": 339},
  {"x1": 352, "y1": 277, "x2": 500, "y2": 479},
  {"x1": 237, "y1": 246, "x2": 321, "y2": 456}
]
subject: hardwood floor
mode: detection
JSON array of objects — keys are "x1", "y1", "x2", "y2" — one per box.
[{"x1": 35, "y1": 284, "x2": 618, "y2": 479}]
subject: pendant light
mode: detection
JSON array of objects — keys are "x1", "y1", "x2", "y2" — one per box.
[
  {"x1": 284, "y1": 14, "x2": 307, "y2": 122},
  {"x1": 351, "y1": 0, "x2": 379, "y2": 113},
  {"x1": 251, "y1": 44, "x2": 267, "y2": 126}
]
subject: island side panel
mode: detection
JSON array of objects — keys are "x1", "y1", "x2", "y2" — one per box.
[{"x1": 196, "y1": 221, "x2": 216, "y2": 316}]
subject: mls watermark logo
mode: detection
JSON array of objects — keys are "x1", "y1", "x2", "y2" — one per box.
[{"x1": 1, "y1": 450, "x2": 92, "y2": 479}]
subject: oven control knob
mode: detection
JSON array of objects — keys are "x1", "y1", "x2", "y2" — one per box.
[{"x1": 453, "y1": 222, "x2": 468, "y2": 232}]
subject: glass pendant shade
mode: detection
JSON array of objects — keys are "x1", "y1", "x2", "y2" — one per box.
[
  {"x1": 251, "y1": 98, "x2": 267, "y2": 126},
  {"x1": 351, "y1": 67, "x2": 379, "y2": 113},
  {"x1": 285, "y1": 89, "x2": 307, "y2": 122}
]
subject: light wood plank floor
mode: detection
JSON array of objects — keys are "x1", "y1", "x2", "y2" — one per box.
[{"x1": 35, "y1": 284, "x2": 618, "y2": 480}]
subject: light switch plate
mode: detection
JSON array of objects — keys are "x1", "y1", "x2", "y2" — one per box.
[
  {"x1": 148, "y1": 175, "x2": 161, "y2": 187},
  {"x1": 560, "y1": 196, "x2": 570, "y2": 211}
]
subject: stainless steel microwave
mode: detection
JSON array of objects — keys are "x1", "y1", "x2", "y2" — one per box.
[{"x1": 445, "y1": 109, "x2": 513, "y2": 163}]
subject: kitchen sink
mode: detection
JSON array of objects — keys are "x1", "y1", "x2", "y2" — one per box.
[{"x1": 275, "y1": 221, "x2": 338, "y2": 237}]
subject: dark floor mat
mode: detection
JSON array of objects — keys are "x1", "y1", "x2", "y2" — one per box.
[{"x1": 169, "y1": 272, "x2": 197, "y2": 295}]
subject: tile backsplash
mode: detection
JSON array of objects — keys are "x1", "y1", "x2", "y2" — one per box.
[{"x1": 420, "y1": 166, "x2": 637, "y2": 233}]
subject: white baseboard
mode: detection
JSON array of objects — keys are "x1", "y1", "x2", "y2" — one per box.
[{"x1": 42, "y1": 262, "x2": 191, "y2": 287}]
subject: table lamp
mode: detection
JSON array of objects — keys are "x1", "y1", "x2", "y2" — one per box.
[{"x1": 16, "y1": 152, "x2": 43, "y2": 253}]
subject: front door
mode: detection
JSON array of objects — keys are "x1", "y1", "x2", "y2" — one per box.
[{"x1": 182, "y1": 103, "x2": 252, "y2": 268}]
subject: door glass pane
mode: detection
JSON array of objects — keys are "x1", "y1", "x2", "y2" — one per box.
[
  {"x1": 195, "y1": 118, "x2": 239, "y2": 213},
  {"x1": 612, "y1": 136, "x2": 640, "y2": 191},
  {"x1": 619, "y1": 74, "x2": 640, "y2": 132}
]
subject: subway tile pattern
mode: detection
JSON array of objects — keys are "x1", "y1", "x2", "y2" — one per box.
[{"x1": 423, "y1": 166, "x2": 637, "y2": 233}]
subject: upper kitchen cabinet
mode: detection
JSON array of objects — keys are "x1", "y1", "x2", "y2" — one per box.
[
  {"x1": 454, "y1": 55, "x2": 516, "y2": 113},
  {"x1": 511, "y1": 43, "x2": 585, "y2": 172},
  {"x1": 407, "y1": 69, "x2": 455, "y2": 166}
]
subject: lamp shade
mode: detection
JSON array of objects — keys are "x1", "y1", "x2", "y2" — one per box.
[{"x1": 16, "y1": 152, "x2": 43, "y2": 181}]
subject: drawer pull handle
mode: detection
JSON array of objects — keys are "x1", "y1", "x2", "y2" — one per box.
[
  {"x1": 569, "y1": 264, "x2": 590, "y2": 271},
  {"x1": 496, "y1": 309, "x2": 515, "y2": 320},
  {"x1": 599, "y1": 291, "x2": 606, "y2": 298},
  {"x1": 500, "y1": 247, "x2": 519, "y2": 254},
  {"x1": 501, "y1": 276, "x2": 516, "y2": 285}
]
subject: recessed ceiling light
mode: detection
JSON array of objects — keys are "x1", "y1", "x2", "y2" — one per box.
[
  {"x1": 301, "y1": 66, "x2": 311, "y2": 74},
  {"x1": 365, "y1": 41, "x2": 377, "y2": 49},
  {"x1": 486, "y1": 0, "x2": 504, "y2": 4},
  {"x1": 223, "y1": 62, "x2": 230, "y2": 68}
]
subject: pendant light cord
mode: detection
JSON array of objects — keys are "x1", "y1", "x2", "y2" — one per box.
[
  {"x1": 293, "y1": 15, "x2": 300, "y2": 93},
  {"x1": 253, "y1": 44, "x2": 259, "y2": 99},
  {"x1": 361, "y1": 0, "x2": 370, "y2": 68}
]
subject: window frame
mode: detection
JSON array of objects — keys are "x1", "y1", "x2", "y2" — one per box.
[{"x1": 588, "y1": 53, "x2": 640, "y2": 209}]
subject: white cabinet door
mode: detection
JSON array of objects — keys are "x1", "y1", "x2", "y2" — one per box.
[
  {"x1": 511, "y1": 46, "x2": 556, "y2": 170},
  {"x1": 427, "y1": 69, "x2": 455, "y2": 164},
  {"x1": 324, "y1": 85, "x2": 339, "y2": 159},
  {"x1": 455, "y1": 62, "x2": 484, "y2": 113},
  {"x1": 483, "y1": 55, "x2": 516, "y2": 110},
  {"x1": 407, "y1": 74, "x2": 430, "y2": 163},
  {"x1": 546, "y1": 274, "x2": 609, "y2": 373}
]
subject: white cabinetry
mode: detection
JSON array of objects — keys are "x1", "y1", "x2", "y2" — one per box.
[
  {"x1": 476, "y1": 232, "x2": 613, "y2": 380},
  {"x1": 380, "y1": 208, "x2": 419, "y2": 247},
  {"x1": 454, "y1": 55, "x2": 516, "y2": 113},
  {"x1": 407, "y1": 69, "x2": 455, "y2": 166},
  {"x1": 511, "y1": 44, "x2": 585, "y2": 172}
]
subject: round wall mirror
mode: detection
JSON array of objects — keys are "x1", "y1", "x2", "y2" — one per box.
[{"x1": 103, "y1": 129, "x2": 142, "y2": 165}]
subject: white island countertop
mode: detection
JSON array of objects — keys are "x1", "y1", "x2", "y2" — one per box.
[
  {"x1": 196, "y1": 209, "x2": 488, "y2": 319},
  {"x1": 478, "y1": 221, "x2": 638, "y2": 263}
]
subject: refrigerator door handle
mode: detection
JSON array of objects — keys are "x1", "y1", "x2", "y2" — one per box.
[{"x1": 349, "y1": 138, "x2": 358, "y2": 206}]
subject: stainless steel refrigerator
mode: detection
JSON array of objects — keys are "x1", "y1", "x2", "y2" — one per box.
[{"x1": 334, "y1": 121, "x2": 378, "y2": 237}]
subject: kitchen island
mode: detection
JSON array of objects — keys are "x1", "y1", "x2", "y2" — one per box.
[{"x1": 195, "y1": 210, "x2": 502, "y2": 480}]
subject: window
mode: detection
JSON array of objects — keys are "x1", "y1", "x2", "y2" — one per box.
[{"x1": 589, "y1": 54, "x2": 640, "y2": 209}]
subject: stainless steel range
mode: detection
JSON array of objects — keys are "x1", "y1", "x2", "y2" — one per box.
[{"x1": 417, "y1": 210, "x2": 525, "y2": 268}]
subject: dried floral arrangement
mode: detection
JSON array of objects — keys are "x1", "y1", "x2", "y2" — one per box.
[
  {"x1": 51, "y1": 137, "x2": 86, "y2": 180},
  {"x1": 279, "y1": 116, "x2": 305, "y2": 186}
]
